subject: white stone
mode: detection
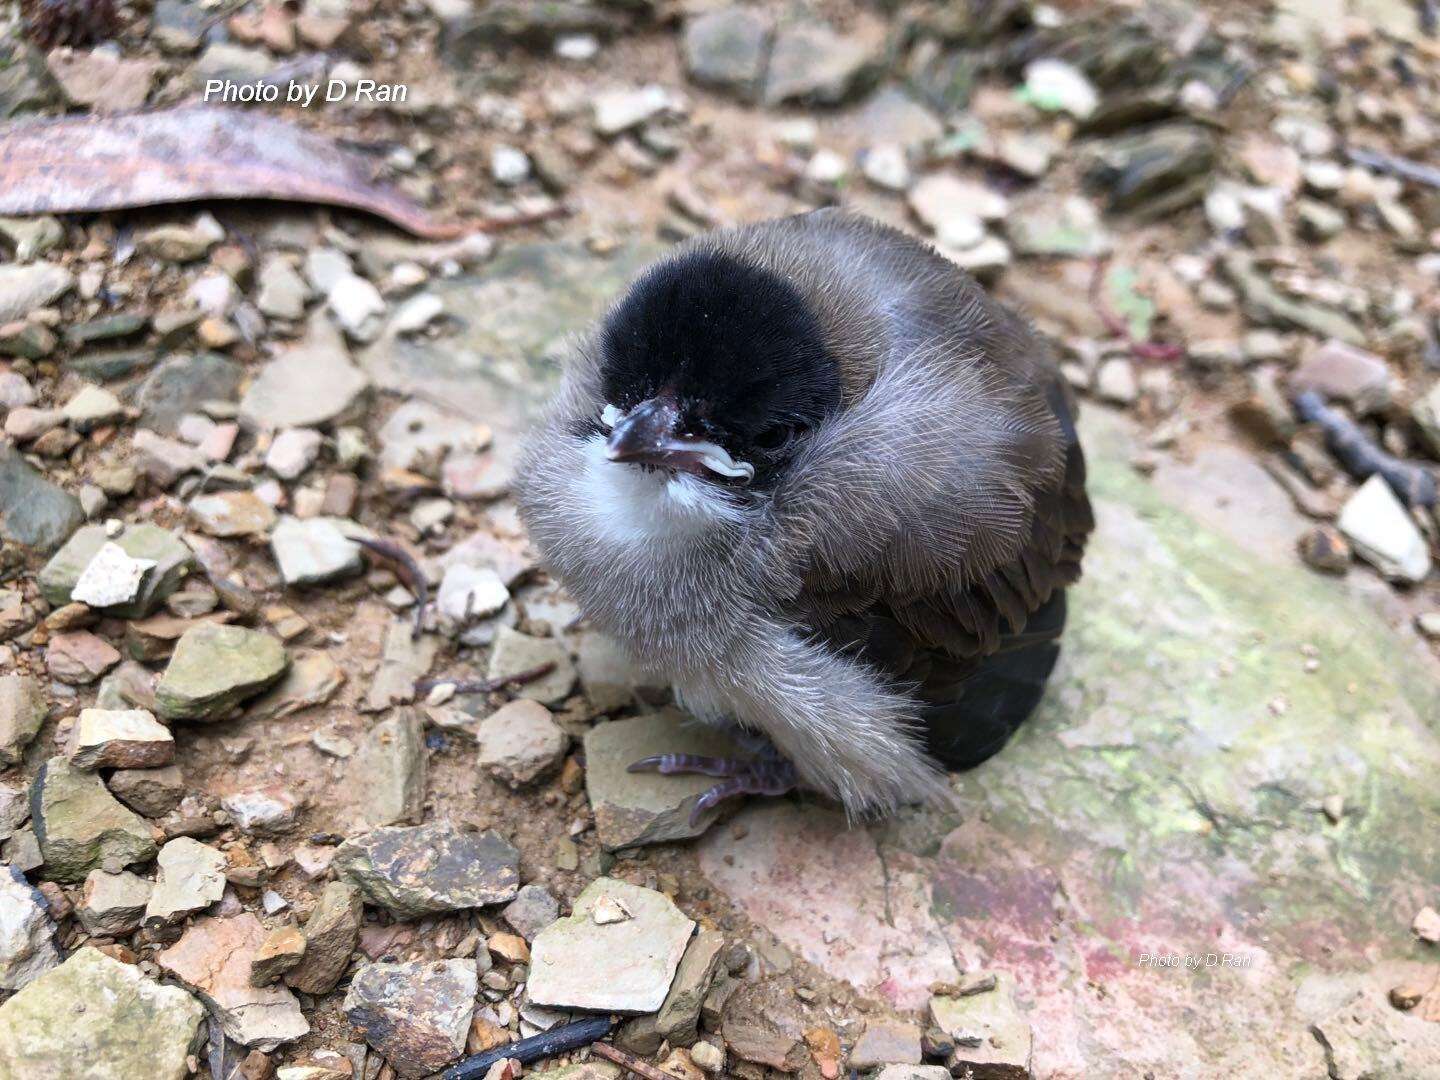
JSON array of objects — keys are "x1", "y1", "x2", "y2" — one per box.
[
  {"x1": 327, "y1": 274, "x2": 386, "y2": 343},
  {"x1": 1023, "y1": 58, "x2": 1099, "y2": 119},
  {"x1": 391, "y1": 293, "x2": 445, "y2": 334},
  {"x1": 861, "y1": 144, "x2": 911, "y2": 191},
  {"x1": 1337, "y1": 475, "x2": 1431, "y2": 584},
  {"x1": 490, "y1": 145, "x2": 531, "y2": 185},
  {"x1": 593, "y1": 85, "x2": 672, "y2": 135},
  {"x1": 437, "y1": 564, "x2": 509, "y2": 624},
  {"x1": 267, "y1": 428, "x2": 324, "y2": 480},
  {"x1": 71, "y1": 542, "x2": 156, "y2": 608},
  {"x1": 0, "y1": 864, "x2": 59, "y2": 990},
  {"x1": 271, "y1": 517, "x2": 363, "y2": 586}
]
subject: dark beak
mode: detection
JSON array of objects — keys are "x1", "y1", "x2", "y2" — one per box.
[{"x1": 605, "y1": 396, "x2": 681, "y2": 465}]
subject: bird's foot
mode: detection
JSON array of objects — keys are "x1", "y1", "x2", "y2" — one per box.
[{"x1": 626, "y1": 753, "x2": 798, "y2": 825}]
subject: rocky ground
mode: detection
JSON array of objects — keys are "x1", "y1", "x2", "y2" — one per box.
[{"x1": 2, "y1": 0, "x2": 1440, "y2": 1078}]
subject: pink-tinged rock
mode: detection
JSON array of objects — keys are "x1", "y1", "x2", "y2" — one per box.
[
  {"x1": 1289, "y1": 339, "x2": 1390, "y2": 413},
  {"x1": 45, "y1": 631, "x2": 121, "y2": 684},
  {"x1": 697, "y1": 803, "x2": 957, "y2": 1010},
  {"x1": 158, "y1": 912, "x2": 309, "y2": 1050}
]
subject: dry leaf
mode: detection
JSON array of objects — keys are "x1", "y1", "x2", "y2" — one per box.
[{"x1": 0, "y1": 105, "x2": 467, "y2": 238}]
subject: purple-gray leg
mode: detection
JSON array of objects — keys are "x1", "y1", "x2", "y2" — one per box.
[{"x1": 627, "y1": 753, "x2": 798, "y2": 825}]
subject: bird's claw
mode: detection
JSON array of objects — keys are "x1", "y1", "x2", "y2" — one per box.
[{"x1": 627, "y1": 753, "x2": 797, "y2": 826}]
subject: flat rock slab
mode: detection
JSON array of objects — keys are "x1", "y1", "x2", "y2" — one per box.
[
  {"x1": 699, "y1": 409, "x2": 1440, "y2": 1077},
  {"x1": 343, "y1": 959, "x2": 477, "y2": 1077},
  {"x1": 158, "y1": 912, "x2": 309, "y2": 1050},
  {"x1": 347, "y1": 710, "x2": 426, "y2": 826},
  {"x1": 145, "y1": 836, "x2": 227, "y2": 925},
  {"x1": 30, "y1": 756, "x2": 157, "y2": 882},
  {"x1": 334, "y1": 821, "x2": 520, "y2": 917},
  {"x1": 585, "y1": 711, "x2": 746, "y2": 850},
  {"x1": 155, "y1": 623, "x2": 289, "y2": 721},
  {"x1": 697, "y1": 803, "x2": 957, "y2": 1011},
  {"x1": 271, "y1": 516, "x2": 363, "y2": 586},
  {"x1": 239, "y1": 319, "x2": 369, "y2": 429},
  {"x1": 0, "y1": 947, "x2": 204, "y2": 1080},
  {"x1": 68, "y1": 707, "x2": 173, "y2": 770},
  {"x1": 528, "y1": 876, "x2": 695, "y2": 1014}
]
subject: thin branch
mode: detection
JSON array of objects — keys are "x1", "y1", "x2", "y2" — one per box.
[{"x1": 589, "y1": 1042, "x2": 675, "y2": 1080}]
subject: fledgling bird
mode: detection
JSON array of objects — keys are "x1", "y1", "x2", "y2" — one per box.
[{"x1": 516, "y1": 210, "x2": 1093, "y2": 819}]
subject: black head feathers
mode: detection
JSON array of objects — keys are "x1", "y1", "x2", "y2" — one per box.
[{"x1": 598, "y1": 248, "x2": 841, "y2": 455}]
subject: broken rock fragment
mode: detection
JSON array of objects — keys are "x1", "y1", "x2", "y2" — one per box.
[
  {"x1": 67, "y1": 707, "x2": 174, "y2": 770},
  {"x1": 928, "y1": 972, "x2": 1033, "y2": 1080},
  {"x1": 343, "y1": 958, "x2": 477, "y2": 1077},
  {"x1": 335, "y1": 821, "x2": 520, "y2": 917},
  {"x1": 155, "y1": 623, "x2": 288, "y2": 720},
  {"x1": 31, "y1": 756, "x2": 158, "y2": 881}
]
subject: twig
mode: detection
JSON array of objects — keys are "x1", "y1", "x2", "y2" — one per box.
[
  {"x1": 472, "y1": 202, "x2": 571, "y2": 234},
  {"x1": 1088, "y1": 257, "x2": 1185, "y2": 362},
  {"x1": 416, "y1": 661, "x2": 556, "y2": 697},
  {"x1": 1346, "y1": 146, "x2": 1440, "y2": 190},
  {"x1": 355, "y1": 536, "x2": 430, "y2": 640},
  {"x1": 434, "y1": 1015, "x2": 614, "y2": 1079},
  {"x1": 1292, "y1": 390, "x2": 1437, "y2": 507},
  {"x1": 590, "y1": 1042, "x2": 674, "y2": 1080}
]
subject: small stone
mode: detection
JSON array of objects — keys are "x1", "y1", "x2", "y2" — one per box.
[
  {"x1": 1413, "y1": 906, "x2": 1440, "y2": 943},
  {"x1": 1389, "y1": 983, "x2": 1426, "y2": 1010},
  {"x1": 720, "y1": 977, "x2": 808, "y2": 1071},
  {"x1": 4, "y1": 405, "x2": 62, "y2": 442},
  {"x1": 477, "y1": 700, "x2": 568, "y2": 788},
  {"x1": 592, "y1": 894, "x2": 632, "y2": 925},
  {"x1": 328, "y1": 274, "x2": 387, "y2": 343},
  {"x1": 0, "y1": 947, "x2": 205, "y2": 1080},
  {"x1": 378, "y1": 400, "x2": 488, "y2": 471},
  {"x1": 1298, "y1": 199, "x2": 1346, "y2": 241},
  {"x1": 251, "y1": 924, "x2": 307, "y2": 986},
  {"x1": 850, "y1": 1018, "x2": 923, "y2": 1068},
  {"x1": 31, "y1": 756, "x2": 157, "y2": 881},
  {"x1": 1095, "y1": 358, "x2": 1139, "y2": 405},
  {"x1": 145, "y1": 837, "x2": 227, "y2": 925},
  {"x1": 70, "y1": 542, "x2": 156, "y2": 611},
  {"x1": 593, "y1": 85, "x2": 672, "y2": 136},
  {"x1": 487, "y1": 930, "x2": 529, "y2": 965},
  {"x1": 1289, "y1": 339, "x2": 1390, "y2": 414},
  {"x1": 1022, "y1": 59, "x2": 1098, "y2": 119},
  {"x1": 335, "y1": 822, "x2": 520, "y2": 917},
  {"x1": 68, "y1": 708, "x2": 173, "y2": 770},
  {"x1": 929, "y1": 972, "x2": 1033, "y2": 1080},
  {"x1": 503, "y1": 883, "x2": 560, "y2": 941},
  {"x1": 61, "y1": 384, "x2": 125, "y2": 431},
  {"x1": 247, "y1": 650, "x2": 345, "y2": 721},
  {"x1": 861, "y1": 144, "x2": 911, "y2": 192},
  {"x1": 1336, "y1": 475, "x2": 1431, "y2": 584},
  {"x1": 1297, "y1": 526, "x2": 1351, "y2": 575},
  {"x1": 190, "y1": 491, "x2": 277, "y2": 538},
  {"x1": 528, "y1": 877, "x2": 695, "y2": 1014},
  {"x1": 365, "y1": 615, "x2": 439, "y2": 710},
  {"x1": 239, "y1": 321, "x2": 369, "y2": 430},
  {"x1": 0, "y1": 262, "x2": 73, "y2": 323},
  {"x1": 764, "y1": 21, "x2": 879, "y2": 106},
  {"x1": 391, "y1": 293, "x2": 445, "y2": 335},
  {"x1": 285, "y1": 880, "x2": 363, "y2": 994},
  {"x1": 0, "y1": 863, "x2": 60, "y2": 989},
  {"x1": 264, "y1": 428, "x2": 323, "y2": 481},
  {"x1": 343, "y1": 959, "x2": 477, "y2": 1077},
  {"x1": 690, "y1": 1041, "x2": 725, "y2": 1073},
  {"x1": 0, "y1": 370, "x2": 37, "y2": 406},
  {"x1": 77, "y1": 869, "x2": 152, "y2": 935},
  {"x1": 46, "y1": 631, "x2": 121, "y2": 684},
  {"x1": 0, "y1": 443, "x2": 84, "y2": 550},
  {"x1": 491, "y1": 145, "x2": 531, "y2": 185},
  {"x1": 348, "y1": 709, "x2": 426, "y2": 826},
  {"x1": 1006, "y1": 194, "x2": 1110, "y2": 257},
  {"x1": 487, "y1": 627, "x2": 576, "y2": 704},
  {"x1": 256, "y1": 255, "x2": 310, "y2": 320},
  {"x1": 48, "y1": 49, "x2": 158, "y2": 112},
  {"x1": 0, "y1": 674, "x2": 46, "y2": 767},
  {"x1": 155, "y1": 623, "x2": 289, "y2": 721},
  {"x1": 135, "y1": 214, "x2": 225, "y2": 262},
  {"x1": 1416, "y1": 612, "x2": 1440, "y2": 641},
  {"x1": 437, "y1": 564, "x2": 510, "y2": 625},
  {"x1": 221, "y1": 786, "x2": 301, "y2": 836},
  {"x1": 683, "y1": 8, "x2": 770, "y2": 99},
  {"x1": 159, "y1": 912, "x2": 309, "y2": 1050},
  {"x1": 271, "y1": 516, "x2": 363, "y2": 586}
]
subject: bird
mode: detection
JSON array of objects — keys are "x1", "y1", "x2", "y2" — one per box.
[{"x1": 515, "y1": 209, "x2": 1093, "y2": 820}]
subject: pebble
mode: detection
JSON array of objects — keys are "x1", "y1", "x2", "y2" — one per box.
[
  {"x1": 40, "y1": 523, "x2": 194, "y2": 618},
  {"x1": 155, "y1": 623, "x2": 289, "y2": 721},
  {"x1": 1336, "y1": 475, "x2": 1431, "y2": 584},
  {"x1": 849, "y1": 1018, "x2": 923, "y2": 1068},
  {"x1": 477, "y1": 700, "x2": 568, "y2": 787},
  {"x1": 438, "y1": 564, "x2": 510, "y2": 626},
  {"x1": 108, "y1": 763, "x2": 185, "y2": 817},
  {"x1": 1022, "y1": 58, "x2": 1098, "y2": 119},
  {"x1": 0, "y1": 863, "x2": 60, "y2": 990},
  {"x1": 145, "y1": 836, "x2": 227, "y2": 925},
  {"x1": 239, "y1": 321, "x2": 370, "y2": 429},
  {"x1": 70, "y1": 541, "x2": 156, "y2": 609},
  {"x1": 31, "y1": 756, "x2": 157, "y2": 881},
  {"x1": 928, "y1": 972, "x2": 1033, "y2": 1078},
  {"x1": 0, "y1": 445, "x2": 84, "y2": 551},
  {"x1": 861, "y1": 144, "x2": 911, "y2": 191},
  {"x1": 61, "y1": 384, "x2": 125, "y2": 430},
  {"x1": 136, "y1": 213, "x2": 225, "y2": 261},
  {"x1": 46, "y1": 630, "x2": 122, "y2": 684},
  {"x1": 0, "y1": 674, "x2": 46, "y2": 767},
  {"x1": 256, "y1": 255, "x2": 311, "y2": 319},
  {"x1": 267, "y1": 427, "x2": 325, "y2": 480},
  {"x1": 503, "y1": 883, "x2": 560, "y2": 941},
  {"x1": 0, "y1": 263, "x2": 73, "y2": 323},
  {"x1": 327, "y1": 274, "x2": 387, "y2": 342},
  {"x1": 528, "y1": 877, "x2": 695, "y2": 1013},
  {"x1": 343, "y1": 959, "x2": 477, "y2": 1078},
  {"x1": 487, "y1": 627, "x2": 577, "y2": 704},
  {"x1": 68, "y1": 707, "x2": 174, "y2": 770},
  {"x1": 335, "y1": 821, "x2": 520, "y2": 917},
  {"x1": 682, "y1": 7, "x2": 770, "y2": 99},
  {"x1": 190, "y1": 490, "x2": 278, "y2": 538},
  {"x1": 491, "y1": 145, "x2": 531, "y2": 185},
  {"x1": 719, "y1": 977, "x2": 808, "y2": 1071},
  {"x1": 1095, "y1": 358, "x2": 1139, "y2": 406},
  {"x1": 378, "y1": 400, "x2": 488, "y2": 471},
  {"x1": 763, "y1": 20, "x2": 879, "y2": 106},
  {"x1": 221, "y1": 785, "x2": 301, "y2": 836},
  {"x1": 593, "y1": 85, "x2": 672, "y2": 135},
  {"x1": 159, "y1": 912, "x2": 310, "y2": 1050},
  {"x1": 391, "y1": 293, "x2": 445, "y2": 334},
  {"x1": 0, "y1": 947, "x2": 204, "y2": 1079},
  {"x1": 271, "y1": 516, "x2": 363, "y2": 586},
  {"x1": 1289, "y1": 339, "x2": 1390, "y2": 414},
  {"x1": 251, "y1": 924, "x2": 307, "y2": 986},
  {"x1": 77, "y1": 869, "x2": 153, "y2": 935},
  {"x1": 1413, "y1": 906, "x2": 1440, "y2": 944},
  {"x1": 1297, "y1": 525, "x2": 1351, "y2": 575},
  {"x1": 348, "y1": 709, "x2": 426, "y2": 826},
  {"x1": 285, "y1": 880, "x2": 363, "y2": 994}
]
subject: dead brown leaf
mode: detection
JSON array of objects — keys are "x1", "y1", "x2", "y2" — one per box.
[{"x1": 0, "y1": 105, "x2": 472, "y2": 239}]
